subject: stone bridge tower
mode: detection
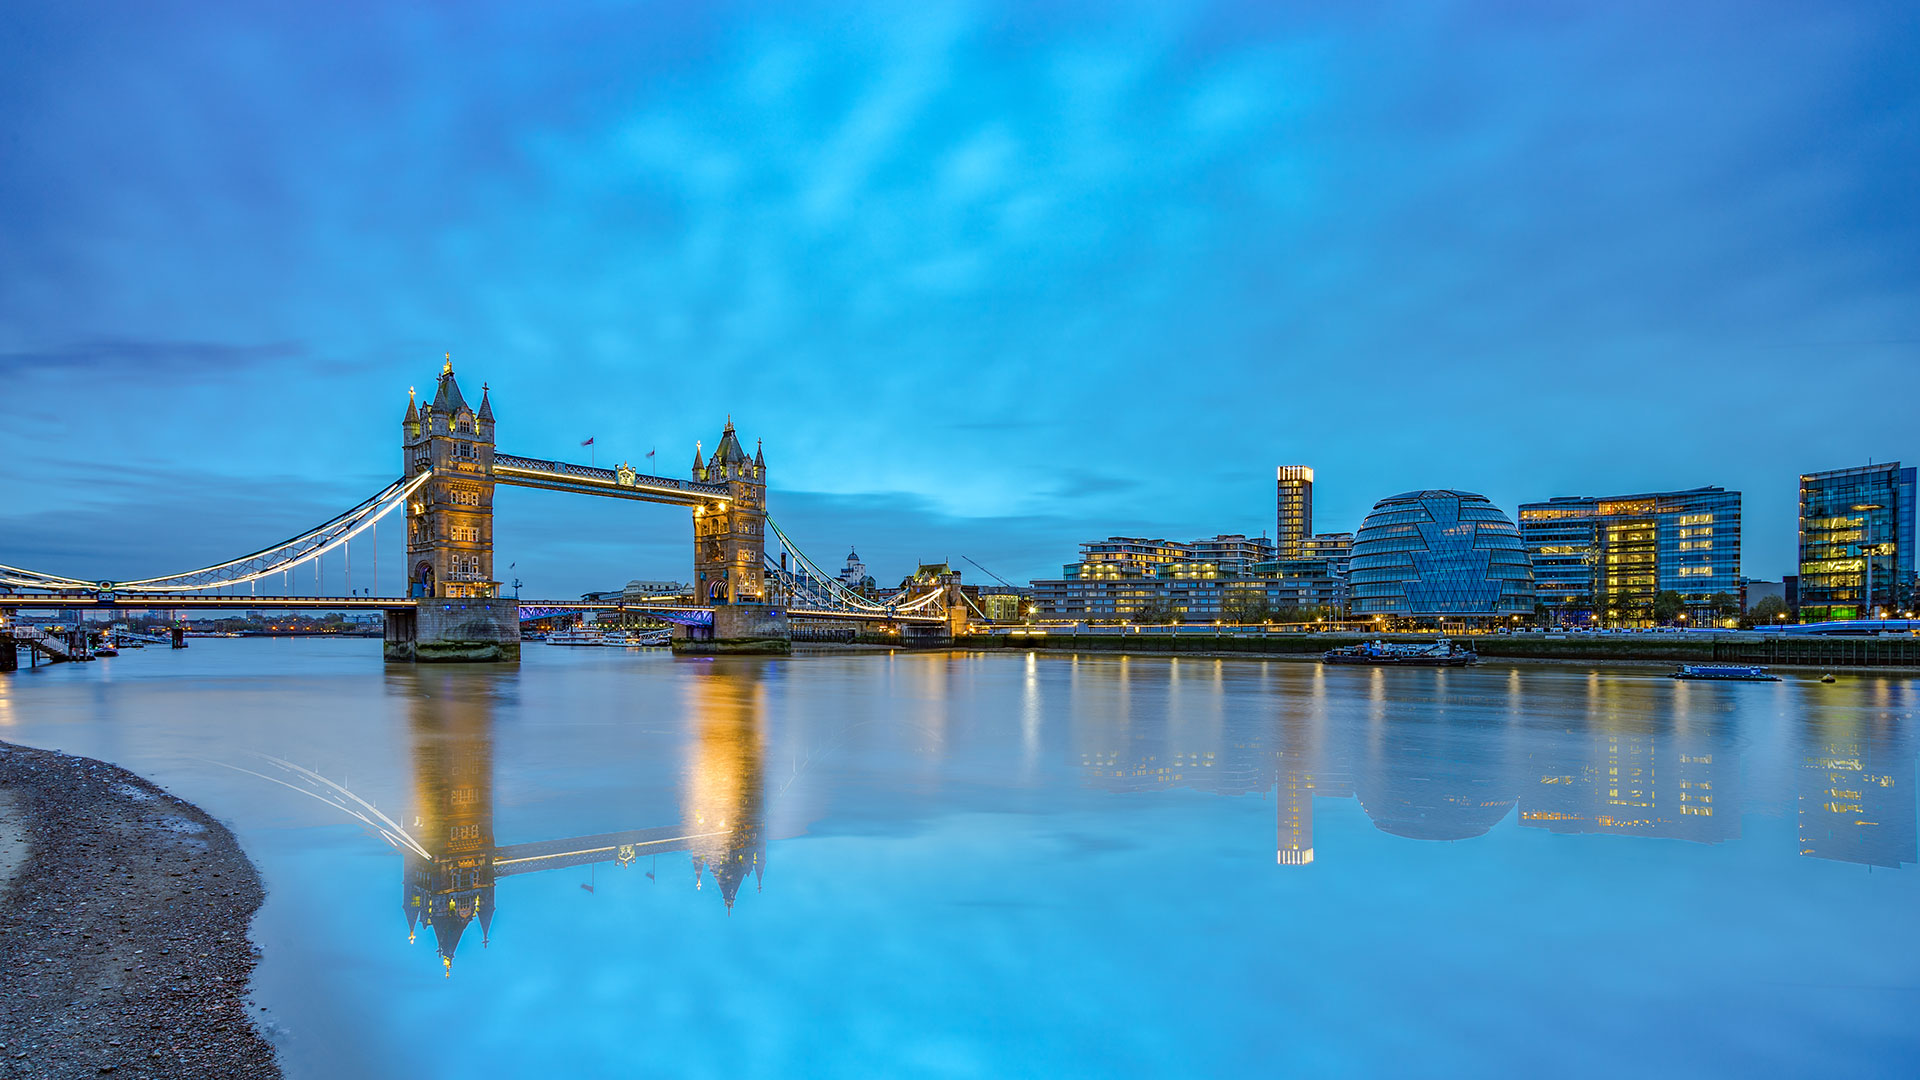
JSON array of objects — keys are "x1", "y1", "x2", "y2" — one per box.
[
  {"x1": 403, "y1": 358, "x2": 497, "y2": 600},
  {"x1": 678, "y1": 419, "x2": 789, "y2": 654},
  {"x1": 691, "y1": 419, "x2": 767, "y2": 605},
  {"x1": 388, "y1": 357, "x2": 518, "y2": 663}
]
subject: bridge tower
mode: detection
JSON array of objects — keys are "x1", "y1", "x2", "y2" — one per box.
[
  {"x1": 692, "y1": 419, "x2": 767, "y2": 604},
  {"x1": 678, "y1": 419, "x2": 789, "y2": 653},
  {"x1": 386, "y1": 358, "x2": 519, "y2": 662},
  {"x1": 403, "y1": 358, "x2": 497, "y2": 600}
]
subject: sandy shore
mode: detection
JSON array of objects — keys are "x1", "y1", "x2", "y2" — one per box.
[{"x1": 0, "y1": 741, "x2": 279, "y2": 1079}]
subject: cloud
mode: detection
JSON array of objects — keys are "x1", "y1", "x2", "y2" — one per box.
[
  {"x1": 0, "y1": 1, "x2": 1916, "y2": 582},
  {"x1": 0, "y1": 339, "x2": 305, "y2": 378}
]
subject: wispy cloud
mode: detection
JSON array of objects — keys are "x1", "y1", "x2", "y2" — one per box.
[{"x1": 1, "y1": 1, "x2": 1916, "y2": 586}]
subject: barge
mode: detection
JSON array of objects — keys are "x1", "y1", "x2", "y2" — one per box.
[
  {"x1": 1324, "y1": 638, "x2": 1478, "y2": 667},
  {"x1": 1671, "y1": 664, "x2": 1780, "y2": 682}
]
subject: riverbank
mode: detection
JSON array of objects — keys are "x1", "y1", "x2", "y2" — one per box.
[
  {"x1": 0, "y1": 741, "x2": 278, "y2": 1079},
  {"x1": 958, "y1": 630, "x2": 1920, "y2": 670}
]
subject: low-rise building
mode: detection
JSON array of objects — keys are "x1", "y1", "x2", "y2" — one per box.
[{"x1": 1033, "y1": 533, "x2": 1343, "y2": 622}]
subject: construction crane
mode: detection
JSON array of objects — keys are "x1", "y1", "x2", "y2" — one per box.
[{"x1": 962, "y1": 555, "x2": 1018, "y2": 590}]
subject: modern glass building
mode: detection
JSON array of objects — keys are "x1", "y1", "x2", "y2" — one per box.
[
  {"x1": 1798, "y1": 463, "x2": 1917, "y2": 621},
  {"x1": 1349, "y1": 490, "x2": 1534, "y2": 619},
  {"x1": 1518, "y1": 486, "x2": 1742, "y2": 623}
]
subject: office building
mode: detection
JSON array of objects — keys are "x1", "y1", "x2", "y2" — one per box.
[
  {"x1": 1277, "y1": 467, "x2": 1314, "y2": 559},
  {"x1": 1350, "y1": 490, "x2": 1534, "y2": 620},
  {"x1": 1798, "y1": 463, "x2": 1917, "y2": 621},
  {"x1": 1518, "y1": 487, "x2": 1742, "y2": 623}
]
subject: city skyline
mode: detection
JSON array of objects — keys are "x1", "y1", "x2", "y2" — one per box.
[{"x1": 4, "y1": 3, "x2": 1918, "y2": 596}]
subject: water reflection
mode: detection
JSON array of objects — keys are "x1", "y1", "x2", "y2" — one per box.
[
  {"x1": 393, "y1": 663, "x2": 771, "y2": 973},
  {"x1": 681, "y1": 664, "x2": 767, "y2": 909},
  {"x1": 1800, "y1": 703, "x2": 1917, "y2": 868},
  {"x1": 1077, "y1": 664, "x2": 1915, "y2": 869},
  {"x1": 402, "y1": 676, "x2": 497, "y2": 973},
  {"x1": 371, "y1": 660, "x2": 1919, "y2": 979}
]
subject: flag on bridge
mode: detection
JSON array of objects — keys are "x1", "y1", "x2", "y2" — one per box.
[
  {"x1": 581, "y1": 436, "x2": 595, "y2": 447},
  {"x1": 645, "y1": 447, "x2": 655, "y2": 459}
]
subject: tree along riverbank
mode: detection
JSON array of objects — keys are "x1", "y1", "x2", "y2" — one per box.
[
  {"x1": 0, "y1": 741, "x2": 279, "y2": 1079},
  {"x1": 956, "y1": 630, "x2": 1920, "y2": 669}
]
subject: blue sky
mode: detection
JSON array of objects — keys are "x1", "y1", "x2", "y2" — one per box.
[{"x1": 3, "y1": 1, "x2": 1917, "y2": 596}]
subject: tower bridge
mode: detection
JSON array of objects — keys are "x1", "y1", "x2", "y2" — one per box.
[{"x1": 0, "y1": 358, "x2": 979, "y2": 662}]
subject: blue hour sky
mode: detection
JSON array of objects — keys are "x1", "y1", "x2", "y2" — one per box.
[{"x1": 2, "y1": 1, "x2": 1917, "y2": 596}]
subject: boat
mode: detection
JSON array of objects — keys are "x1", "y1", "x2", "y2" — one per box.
[
  {"x1": 94, "y1": 637, "x2": 119, "y2": 657},
  {"x1": 547, "y1": 627, "x2": 671, "y2": 648},
  {"x1": 1323, "y1": 638, "x2": 1478, "y2": 667},
  {"x1": 1671, "y1": 664, "x2": 1780, "y2": 682}
]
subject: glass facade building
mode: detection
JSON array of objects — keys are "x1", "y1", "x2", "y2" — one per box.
[
  {"x1": 1518, "y1": 486, "x2": 1742, "y2": 623},
  {"x1": 1350, "y1": 490, "x2": 1534, "y2": 619},
  {"x1": 1798, "y1": 463, "x2": 1917, "y2": 621}
]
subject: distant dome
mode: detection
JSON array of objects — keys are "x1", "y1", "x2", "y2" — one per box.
[{"x1": 1350, "y1": 490, "x2": 1534, "y2": 617}]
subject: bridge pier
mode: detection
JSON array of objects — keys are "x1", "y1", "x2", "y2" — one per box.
[
  {"x1": 671, "y1": 603, "x2": 790, "y2": 655},
  {"x1": 385, "y1": 600, "x2": 521, "y2": 663},
  {"x1": 898, "y1": 621, "x2": 954, "y2": 648}
]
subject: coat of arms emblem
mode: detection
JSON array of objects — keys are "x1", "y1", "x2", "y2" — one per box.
[{"x1": 616, "y1": 462, "x2": 637, "y2": 486}]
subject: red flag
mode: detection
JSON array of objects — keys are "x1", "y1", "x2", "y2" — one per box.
[
  {"x1": 645, "y1": 448, "x2": 655, "y2": 459},
  {"x1": 581, "y1": 437, "x2": 595, "y2": 447}
]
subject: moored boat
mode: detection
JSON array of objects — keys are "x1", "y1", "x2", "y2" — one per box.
[
  {"x1": 1323, "y1": 638, "x2": 1478, "y2": 667},
  {"x1": 1671, "y1": 664, "x2": 1780, "y2": 682}
]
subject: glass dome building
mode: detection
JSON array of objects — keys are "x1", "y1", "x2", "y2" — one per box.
[{"x1": 1350, "y1": 490, "x2": 1535, "y2": 619}]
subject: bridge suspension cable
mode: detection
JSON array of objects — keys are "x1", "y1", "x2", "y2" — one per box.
[
  {"x1": 761, "y1": 517, "x2": 950, "y2": 617},
  {"x1": 0, "y1": 472, "x2": 430, "y2": 595}
]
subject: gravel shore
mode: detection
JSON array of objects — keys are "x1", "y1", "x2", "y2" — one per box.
[{"x1": 0, "y1": 741, "x2": 279, "y2": 1079}]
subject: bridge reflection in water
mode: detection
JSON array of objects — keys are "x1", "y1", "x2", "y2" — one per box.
[
  {"x1": 397, "y1": 665, "x2": 767, "y2": 974},
  {"x1": 382, "y1": 658, "x2": 1913, "y2": 975}
]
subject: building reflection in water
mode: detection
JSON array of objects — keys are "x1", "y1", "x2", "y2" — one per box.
[
  {"x1": 392, "y1": 662, "x2": 770, "y2": 974},
  {"x1": 1077, "y1": 662, "x2": 1914, "y2": 869},
  {"x1": 1516, "y1": 679, "x2": 1738, "y2": 845},
  {"x1": 402, "y1": 675, "x2": 497, "y2": 975},
  {"x1": 681, "y1": 664, "x2": 767, "y2": 910},
  {"x1": 1798, "y1": 684, "x2": 1917, "y2": 869}
]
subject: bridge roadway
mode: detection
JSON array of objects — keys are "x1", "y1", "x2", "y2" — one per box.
[
  {"x1": 490, "y1": 453, "x2": 730, "y2": 507},
  {"x1": 0, "y1": 592, "x2": 947, "y2": 623},
  {"x1": 490, "y1": 824, "x2": 732, "y2": 877}
]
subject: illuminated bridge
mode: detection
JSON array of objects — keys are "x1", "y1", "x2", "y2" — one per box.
[{"x1": 1, "y1": 358, "x2": 981, "y2": 660}]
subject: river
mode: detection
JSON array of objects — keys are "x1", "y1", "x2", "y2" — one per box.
[{"x1": 1, "y1": 639, "x2": 1915, "y2": 1077}]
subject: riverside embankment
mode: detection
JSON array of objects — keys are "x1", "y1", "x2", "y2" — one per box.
[
  {"x1": 958, "y1": 630, "x2": 1920, "y2": 669},
  {"x1": 0, "y1": 741, "x2": 278, "y2": 1080}
]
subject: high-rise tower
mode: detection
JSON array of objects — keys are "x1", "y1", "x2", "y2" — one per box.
[
  {"x1": 402, "y1": 358, "x2": 498, "y2": 599},
  {"x1": 691, "y1": 419, "x2": 768, "y2": 604},
  {"x1": 1276, "y1": 466, "x2": 1314, "y2": 560}
]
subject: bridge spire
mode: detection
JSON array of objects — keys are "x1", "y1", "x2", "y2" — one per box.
[{"x1": 443, "y1": 352, "x2": 453, "y2": 376}]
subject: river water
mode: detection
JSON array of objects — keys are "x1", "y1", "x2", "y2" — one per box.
[{"x1": 1, "y1": 640, "x2": 1916, "y2": 1077}]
